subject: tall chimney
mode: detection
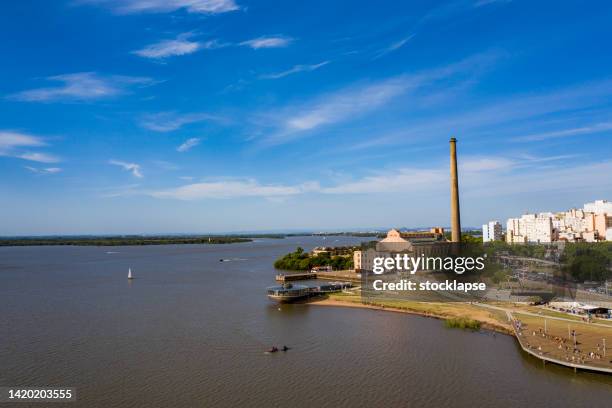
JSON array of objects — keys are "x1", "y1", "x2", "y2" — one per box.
[{"x1": 449, "y1": 137, "x2": 461, "y2": 243}]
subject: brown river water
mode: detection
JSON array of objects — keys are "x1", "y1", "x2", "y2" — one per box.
[{"x1": 1, "y1": 236, "x2": 611, "y2": 407}]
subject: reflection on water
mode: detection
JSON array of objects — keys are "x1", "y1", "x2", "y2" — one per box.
[{"x1": 1, "y1": 236, "x2": 611, "y2": 407}]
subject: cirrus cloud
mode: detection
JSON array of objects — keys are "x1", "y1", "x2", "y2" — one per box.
[
  {"x1": 177, "y1": 138, "x2": 201, "y2": 152},
  {"x1": 79, "y1": 0, "x2": 240, "y2": 14},
  {"x1": 9, "y1": 72, "x2": 154, "y2": 103},
  {"x1": 133, "y1": 34, "x2": 201, "y2": 59},
  {"x1": 109, "y1": 159, "x2": 143, "y2": 178},
  {"x1": 0, "y1": 131, "x2": 60, "y2": 163},
  {"x1": 240, "y1": 36, "x2": 293, "y2": 49},
  {"x1": 140, "y1": 111, "x2": 219, "y2": 132}
]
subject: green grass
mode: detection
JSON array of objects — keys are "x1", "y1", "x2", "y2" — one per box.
[{"x1": 444, "y1": 317, "x2": 482, "y2": 330}]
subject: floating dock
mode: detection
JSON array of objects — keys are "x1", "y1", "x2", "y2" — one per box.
[{"x1": 267, "y1": 282, "x2": 353, "y2": 302}]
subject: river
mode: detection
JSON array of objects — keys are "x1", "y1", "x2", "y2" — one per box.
[{"x1": 1, "y1": 236, "x2": 611, "y2": 407}]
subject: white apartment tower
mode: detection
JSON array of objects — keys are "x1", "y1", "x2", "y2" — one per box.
[
  {"x1": 482, "y1": 221, "x2": 502, "y2": 242},
  {"x1": 584, "y1": 200, "x2": 612, "y2": 214},
  {"x1": 506, "y1": 214, "x2": 554, "y2": 244}
]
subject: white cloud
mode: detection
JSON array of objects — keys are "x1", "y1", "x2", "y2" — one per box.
[
  {"x1": 109, "y1": 160, "x2": 143, "y2": 178},
  {"x1": 18, "y1": 152, "x2": 60, "y2": 163},
  {"x1": 374, "y1": 35, "x2": 414, "y2": 59},
  {"x1": 240, "y1": 36, "x2": 292, "y2": 49},
  {"x1": 512, "y1": 122, "x2": 612, "y2": 142},
  {"x1": 0, "y1": 131, "x2": 60, "y2": 163},
  {"x1": 25, "y1": 166, "x2": 62, "y2": 174},
  {"x1": 133, "y1": 34, "x2": 201, "y2": 59},
  {"x1": 258, "y1": 77, "x2": 414, "y2": 145},
  {"x1": 460, "y1": 157, "x2": 515, "y2": 173},
  {"x1": 286, "y1": 79, "x2": 407, "y2": 131},
  {"x1": 320, "y1": 168, "x2": 446, "y2": 194},
  {"x1": 0, "y1": 131, "x2": 46, "y2": 150},
  {"x1": 140, "y1": 112, "x2": 217, "y2": 132},
  {"x1": 9, "y1": 72, "x2": 153, "y2": 102},
  {"x1": 177, "y1": 138, "x2": 201, "y2": 152},
  {"x1": 349, "y1": 78, "x2": 612, "y2": 150},
  {"x1": 80, "y1": 0, "x2": 240, "y2": 14},
  {"x1": 260, "y1": 61, "x2": 330, "y2": 79},
  {"x1": 151, "y1": 179, "x2": 318, "y2": 200},
  {"x1": 256, "y1": 52, "x2": 501, "y2": 145},
  {"x1": 474, "y1": 0, "x2": 511, "y2": 7},
  {"x1": 141, "y1": 154, "x2": 612, "y2": 202}
]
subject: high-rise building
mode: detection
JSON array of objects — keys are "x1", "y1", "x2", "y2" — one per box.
[
  {"x1": 482, "y1": 221, "x2": 502, "y2": 242},
  {"x1": 584, "y1": 200, "x2": 612, "y2": 214},
  {"x1": 506, "y1": 214, "x2": 554, "y2": 243},
  {"x1": 506, "y1": 200, "x2": 612, "y2": 243}
]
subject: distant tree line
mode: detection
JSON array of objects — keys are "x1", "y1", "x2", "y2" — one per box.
[
  {"x1": 560, "y1": 242, "x2": 612, "y2": 282},
  {"x1": 484, "y1": 241, "x2": 612, "y2": 283},
  {"x1": 274, "y1": 247, "x2": 354, "y2": 271},
  {"x1": 0, "y1": 236, "x2": 253, "y2": 246}
]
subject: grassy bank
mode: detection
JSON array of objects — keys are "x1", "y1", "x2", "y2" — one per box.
[
  {"x1": 444, "y1": 317, "x2": 481, "y2": 330},
  {"x1": 315, "y1": 291, "x2": 513, "y2": 334}
]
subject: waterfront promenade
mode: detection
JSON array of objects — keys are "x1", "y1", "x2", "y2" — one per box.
[
  {"x1": 468, "y1": 303, "x2": 612, "y2": 373},
  {"x1": 317, "y1": 294, "x2": 612, "y2": 374},
  {"x1": 511, "y1": 313, "x2": 612, "y2": 373}
]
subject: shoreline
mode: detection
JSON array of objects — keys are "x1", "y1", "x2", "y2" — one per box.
[
  {"x1": 310, "y1": 297, "x2": 612, "y2": 375},
  {"x1": 308, "y1": 297, "x2": 514, "y2": 335}
]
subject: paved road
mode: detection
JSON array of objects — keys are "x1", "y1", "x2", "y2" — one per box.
[{"x1": 472, "y1": 302, "x2": 612, "y2": 330}]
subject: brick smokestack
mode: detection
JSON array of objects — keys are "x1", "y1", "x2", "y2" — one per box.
[{"x1": 450, "y1": 137, "x2": 461, "y2": 243}]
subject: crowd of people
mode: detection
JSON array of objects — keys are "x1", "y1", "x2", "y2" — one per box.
[{"x1": 513, "y1": 319, "x2": 608, "y2": 365}]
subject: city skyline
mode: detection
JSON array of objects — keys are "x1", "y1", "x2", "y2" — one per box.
[{"x1": 2, "y1": 0, "x2": 612, "y2": 235}]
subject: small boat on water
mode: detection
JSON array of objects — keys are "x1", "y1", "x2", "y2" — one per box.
[{"x1": 128, "y1": 268, "x2": 134, "y2": 280}]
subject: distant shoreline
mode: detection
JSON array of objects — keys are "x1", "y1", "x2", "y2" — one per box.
[
  {"x1": 0, "y1": 233, "x2": 380, "y2": 247},
  {"x1": 0, "y1": 236, "x2": 256, "y2": 247}
]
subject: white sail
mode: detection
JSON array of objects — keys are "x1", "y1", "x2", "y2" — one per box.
[{"x1": 128, "y1": 268, "x2": 133, "y2": 279}]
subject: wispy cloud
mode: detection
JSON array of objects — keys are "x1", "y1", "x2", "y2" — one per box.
[
  {"x1": 25, "y1": 166, "x2": 62, "y2": 174},
  {"x1": 140, "y1": 112, "x2": 218, "y2": 132},
  {"x1": 260, "y1": 61, "x2": 330, "y2": 79},
  {"x1": 17, "y1": 152, "x2": 61, "y2": 163},
  {"x1": 139, "y1": 153, "x2": 611, "y2": 201},
  {"x1": 374, "y1": 35, "x2": 414, "y2": 59},
  {"x1": 0, "y1": 131, "x2": 60, "y2": 163},
  {"x1": 240, "y1": 36, "x2": 293, "y2": 49},
  {"x1": 133, "y1": 33, "x2": 201, "y2": 59},
  {"x1": 460, "y1": 157, "x2": 515, "y2": 173},
  {"x1": 0, "y1": 131, "x2": 46, "y2": 150},
  {"x1": 80, "y1": 0, "x2": 240, "y2": 14},
  {"x1": 474, "y1": 0, "x2": 511, "y2": 7},
  {"x1": 109, "y1": 160, "x2": 143, "y2": 178},
  {"x1": 177, "y1": 137, "x2": 201, "y2": 152},
  {"x1": 151, "y1": 179, "x2": 319, "y2": 199},
  {"x1": 352, "y1": 78, "x2": 612, "y2": 150},
  {"x1": 9, "y1": 72, "x2": 153, "y2": 102},
  {"x1": 256, "y1": 52, "x2": 500, "y2": 145},
  {"x1": 512, "y1": 122, "x2": 612, "y2": 142}
]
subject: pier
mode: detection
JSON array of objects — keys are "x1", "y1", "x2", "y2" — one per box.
[
  {"x1": 511, "y1": 313, "x2": 612, "y2": 374},
  {"x1": 267, "y1": 282, "x2": 353, "y2": 302},
  {"x1": 275, "y1": 272, "x2": 317, "y2": 282},
  {"x1": 276, "y1": 270, "x2": 361, "y2": 283}
]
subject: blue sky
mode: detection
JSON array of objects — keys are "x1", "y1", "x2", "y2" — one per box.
[{"x1": 1, "y1": 0, "x2": 612, "y2": 235}]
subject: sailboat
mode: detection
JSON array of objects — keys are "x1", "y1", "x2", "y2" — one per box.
[{"x1": 128, "y1": 268, "x2": 134, "y2": 280}]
